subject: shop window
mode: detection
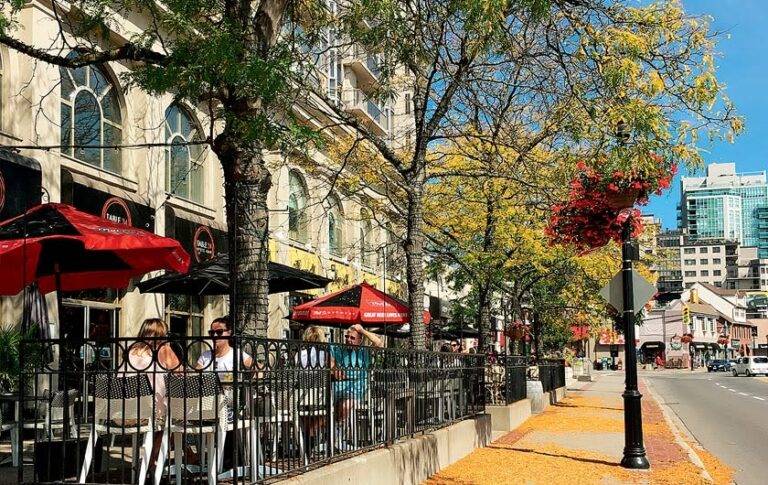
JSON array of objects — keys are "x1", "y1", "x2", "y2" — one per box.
[
  {"x1": 164, "y1": 104, "x2": 205, "y2": 203},
  {"x1": 60, "y1": 55, "x2": 123, "y2": 173},
  {"x1": 288, "y1": 170, "x2": 309, "y2": 243},
  {"x1": 328, "y1": 194, "x2": 344, "y2": 257},
  {"x1": 166, "y1": 294, "x2": 204, "y2": 361}
]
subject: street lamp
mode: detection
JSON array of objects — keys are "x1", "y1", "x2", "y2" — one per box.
[{"x1": 617, "y1": 121, "x2": 650, "y2": 470}]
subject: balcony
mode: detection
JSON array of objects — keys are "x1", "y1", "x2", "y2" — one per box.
[
  {"x1": 344, "y1": 46, "x2": 382, "y2": 88},
  {"x1": 342, "y1": 88, "x2": 392, "y2": 135}
]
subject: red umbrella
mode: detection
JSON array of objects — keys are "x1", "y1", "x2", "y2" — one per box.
[
  {"x1": 291, "y1": 281, "x2": 431, "y2": 326},
  {"x1": 0, "y1": 203, "x2": 190, "y2": 295}
]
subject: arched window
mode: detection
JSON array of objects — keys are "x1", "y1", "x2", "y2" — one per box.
[
  {"x1": 288, "y1": 171, "x2": 309, "y2": 243},
  {"x1": 328, "y1": 195, "x2": 344, "y2": 257},
  {"x1": 360, "y1": 209, "x2": 373, "y2": 267},
  {"x1": 164, "y1": 104, "x2": 205, "y2": 203},
  {"x1": 60, "y1": 57, "x2": 122, "y2": 172}
]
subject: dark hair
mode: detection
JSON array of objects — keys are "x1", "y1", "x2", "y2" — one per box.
[
  {"x1": 212, "y1": 316, "x2": 230, "y2": 330},
  {"x1": 440, "y1": 344, "x2": 451, "y2": 353}
]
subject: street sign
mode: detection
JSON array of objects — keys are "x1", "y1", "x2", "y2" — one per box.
[{"x1": 599, "y1": 269, "x2": 657, "y2": 314}]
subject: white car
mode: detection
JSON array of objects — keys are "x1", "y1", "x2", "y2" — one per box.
[{"x1": 731, "y1": 356, "x2": 768, "y2": 377}]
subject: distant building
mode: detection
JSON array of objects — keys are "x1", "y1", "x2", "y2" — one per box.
[{"x1": 680, "y1": 162, "x2": 768, "y2": 256}]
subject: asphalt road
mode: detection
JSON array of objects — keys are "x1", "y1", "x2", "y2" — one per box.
[{"x1": 643, "y1": 370, "x2": 768, "y2": 485}]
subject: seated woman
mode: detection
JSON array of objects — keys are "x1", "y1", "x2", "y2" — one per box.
[{"x1": 123, "y1": 318, "x2": 181, "y2": 469}]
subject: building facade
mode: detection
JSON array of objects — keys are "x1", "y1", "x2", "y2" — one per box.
[{"x1": 0, "y1": 4, "x2": 446, "y2": 343}]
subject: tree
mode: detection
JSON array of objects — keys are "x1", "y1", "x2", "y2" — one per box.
[{"x1": 0, "y1": 0, "x2": 328, "y2": 335}]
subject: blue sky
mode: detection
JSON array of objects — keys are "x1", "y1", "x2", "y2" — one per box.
[{"x1": 645, "y1": 0, "x2": 768, "y2": 228}]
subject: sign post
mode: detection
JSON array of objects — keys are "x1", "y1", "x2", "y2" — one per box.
[{"x1": 600, "y1": 222, "x2": 653, "y2": 470}]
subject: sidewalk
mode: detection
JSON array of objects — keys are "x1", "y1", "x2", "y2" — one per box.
[{"x1": 425, "y1": 373, "x2": 733, "y2": 485}]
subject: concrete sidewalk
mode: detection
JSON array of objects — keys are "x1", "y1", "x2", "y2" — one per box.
[{"x1": 425, "y1": 373, "x2": 734, "y2": 485}]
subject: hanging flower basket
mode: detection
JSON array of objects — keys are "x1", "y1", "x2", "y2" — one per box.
[
  {"x1": 546, "y1": 157, "x2": 677, "y2": 251},
  {"x1": 605, "y1": 189, "x2": 641, "y2": 210},
  {"x1": 681, "y1": 334, "x2": 693, "y2": 344},
  {"x1": 505, "y1": 322, "x2": 526, "y2": 341},
  {"x1": 717, "y1": 335, "x2": 729, "y2": 345}
]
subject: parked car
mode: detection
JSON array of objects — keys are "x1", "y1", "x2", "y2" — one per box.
[
  {"x1": 731, "y1": 356, "x2": 768, "y2": 377},
  {"x1": 706, "y1": 359, "x2": 731, "y2": 372}
]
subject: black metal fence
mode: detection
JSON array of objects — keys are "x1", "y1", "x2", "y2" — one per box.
[
  {"x1": 538, "y1": 359, "x2": 566, "y2": 393},
  {"x1": 11, "y1": 336, "x2": 485, "y2": 484},
  {"x1": 484, "y1": 355, "x2": 527, "y2": 405}
]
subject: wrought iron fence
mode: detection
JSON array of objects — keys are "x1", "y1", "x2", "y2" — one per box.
[
  {"x1": 538, "y1": 359, "x2": 566, "y2": 393},
  {"x1": 484, "y1": 355, "x2": 527, "y2": 405},
  {"x1": 11, "y1": 336, "x2": 485, "y2": 484}
]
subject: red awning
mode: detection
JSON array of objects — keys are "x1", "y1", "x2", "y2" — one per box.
[{"x1": 291, "y1": 282, "x2": 431, "y2": 326}]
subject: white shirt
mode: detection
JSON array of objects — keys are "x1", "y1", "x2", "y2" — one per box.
[
  {"x1": 196, "y1": 347, "x2": 252, "y2": 372},
  {"x1": 298, "y1": 347, "x2": 329, "y2": 369}
]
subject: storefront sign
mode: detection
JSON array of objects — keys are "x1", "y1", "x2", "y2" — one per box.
[
  {"x1": 61, "y1": 169, "x2": 154, "y2": 231},
  {"x1": 731, "y1": 339, "x2": 741, "y2": 349},
  {"x1": 0, "y1": 150, "x2": 42, "y2": 220},
  {"x1": 101, "y1": 197, "x2": 132, "y2": 226},
  {"x1": 670, "y1": 335, "x2": 682, "y2": 350},
  {"x1": 192, "y1": 225, "x2": 216, "y2": 262},
  {"x1": 165, "y1": 206, "x2": 227, "y2": 262}
]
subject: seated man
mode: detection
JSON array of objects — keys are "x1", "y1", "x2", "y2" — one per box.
[
  {"x1": 196, "y1": 316, "x2": 253, "y2": 373},
  {"x1": 331, "y1": 324, "x2": 383, "y2": 450}
]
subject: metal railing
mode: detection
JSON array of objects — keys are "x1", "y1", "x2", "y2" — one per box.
[
  {"x1": 12, "y1": 336, "x2": 485, "y2": 484},
  {"x1": 484, "y1": 355, "x2": 527, "y2": 405},
  {"x1": 538, "y1": 359, "x2": 566, "y2": 393}
]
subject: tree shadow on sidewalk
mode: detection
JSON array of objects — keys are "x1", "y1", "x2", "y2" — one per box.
[{"x1": 487, "y1": 445, "x2": 622, "y2": 468}]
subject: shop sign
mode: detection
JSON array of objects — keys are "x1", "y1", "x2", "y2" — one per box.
[
  {"x1": 101, "y1": 197, "x2": 132, "y2": 226},
  {"x1": 193, "y1": 225, "x2": 216, "y2": 262},
  {"x1": 731, "y1": 339, "x2": 741, "y2": 349}
]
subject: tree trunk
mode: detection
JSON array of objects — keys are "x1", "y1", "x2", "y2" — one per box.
[
  {"x1": 477, "y1": 283, "x2": 493, "y2": 353},
  {"x1": 217, "y1": 134, "x2": 272, "y2": 337},
  {"x1": 404, "y1": 182, "x2": 427, "y2": 350}
]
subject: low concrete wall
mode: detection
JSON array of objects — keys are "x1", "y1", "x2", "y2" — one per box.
[
  {"x1": 487, "y1": 399, "x2": 532, "y2": 434},
  {"x1": 279, "y1": 414, "x2": 492, "y2": 485},
  {"x1": 553, "y1": 385, "x2": 567, "y2": 402}
]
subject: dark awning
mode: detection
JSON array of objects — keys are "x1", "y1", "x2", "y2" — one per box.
[
  {"x1": 640, "y1": 341, "x2": 665, "y2": 350},
  {"x1": 0, "y1": 149, "x2": 42, "y2": 220},
  {"x1": 137, "y1": 253, "x2": 331, "y2": 295}
]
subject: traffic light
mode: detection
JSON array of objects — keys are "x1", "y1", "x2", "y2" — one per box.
[{"x1": 682, "y1": 304, "x2": 691, "y2": 327}]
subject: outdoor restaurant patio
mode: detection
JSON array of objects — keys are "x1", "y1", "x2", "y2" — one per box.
[{"x1": 0, "y1": 203, "x2": 565, "y2": 484}]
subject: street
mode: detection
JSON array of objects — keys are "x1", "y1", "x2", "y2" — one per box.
[{"x1": 644, "y1": 370, "x2": 768, "y2": 485}]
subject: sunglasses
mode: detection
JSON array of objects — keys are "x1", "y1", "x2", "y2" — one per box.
[
  {"x1": 208, "y1": 329, "x2": 229, "y2": 337},
  {"x1": 450, "y1": 343, "x2": 459, "y2": 347},
  {"x1": 344, "y1": 335, "x2": 358, "y2": 340}
]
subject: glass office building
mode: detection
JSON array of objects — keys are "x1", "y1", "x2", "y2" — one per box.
[{"x1": 680, "y1": 163, "x2": 768, "y2": 258}]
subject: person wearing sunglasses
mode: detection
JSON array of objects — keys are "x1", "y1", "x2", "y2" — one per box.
[
  {"x1": 196, "y1": 316, "x2": 253, "y2": 372},
  {"x1": 450, "y1": 340, "x2": 462, "y2": 353},
  {"x1": 330, "y1": 324, "x2": 383, "y2": 451}
]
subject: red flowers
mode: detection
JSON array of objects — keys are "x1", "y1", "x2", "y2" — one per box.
[{"x1": 546, "y1": 156, "x2": 676, "y2": 251}]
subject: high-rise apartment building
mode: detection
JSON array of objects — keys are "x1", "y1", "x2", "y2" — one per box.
[{"x1": 680, "y1": 163, "x2": 768, "y2": 256}]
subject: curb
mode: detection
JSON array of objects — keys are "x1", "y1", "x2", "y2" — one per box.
[{"x1": 642, "y1": 377, "x2": 714, "y2": 483}]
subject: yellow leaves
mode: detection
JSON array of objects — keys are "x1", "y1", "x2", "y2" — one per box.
[{"x1": 647, "y1": 70, "x2": 665, "y2": 97}]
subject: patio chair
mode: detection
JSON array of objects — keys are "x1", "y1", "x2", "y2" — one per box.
[
  {"x1": 166, "y1": 372, "x2": 226, "y2": 485},
  {"x1": 22, "y1": 389, "x2": 79, "y2": 440},
  {"x1": 78, "y1": 374, "x2": 158, "y2": 485},
  {"x1": 0, "y1": 411, "x2": 19, "y2": 467},
  {"x1": 294, "y1": 369, "x2": 332, "y2": 465}
]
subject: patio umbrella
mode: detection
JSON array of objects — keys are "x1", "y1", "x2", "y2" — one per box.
[
  {"x1": 430, "y1": 325, "x2": 480, "y2": 341},
  {"x1": 136, "y1": 253, "x2": 332, "y2": 295},
  {"x1": 290, "y1": 281, "x2": 431, "y2": 327},
  {"x1": 0, "y1": 203, "x2": 190, "y2": 295}
]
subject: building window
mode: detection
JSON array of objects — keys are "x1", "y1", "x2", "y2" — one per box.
[
  {"x1": 288, "y1": 170, "x2": 309, "y2": 243},
  {"x1": 714, "y1": 270, "x2": 721, "y2": 276},
  {"x1": 684, "y1": 259, "x2": 696, "y2": 265},
  {"x1": 60, "y1": 57, "x2": 122, "y2": 173},
  {"x1": 713, "y1": 258, "x2": 722, "y2": 265},
  {"x1": 685, "y1": 271, "x2": 696, "y2": 277},
  {"x1": 701, "y1": 270, "x2": 709, "y2": 277},
  {"x1": 328, "y1": 194, "x2": 343, "y2": 257},
  {"x1": 164, "y1": 104, "x2": 205, "y2": 203},
  {"x1": 684, "y1": 248, "x2": 695, "y2": 254},
  {"x1": 360, "y1": 210, "x2": 373, "y2": 268},
  {"x1": 700, "y1": 259, "x2": 708, "y2": 265},
  {"x1": 700, "y1": 247, "x2": 708, "y2": 253},
  {"x1": 166, "y1": 294, "x2": 204, "y2": 361},
  {"x1": 712, "y1": 247, "x2": 721, "y2": 253}
]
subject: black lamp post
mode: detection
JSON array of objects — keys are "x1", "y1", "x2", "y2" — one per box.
[{"x1": 617, "y1": 120, "x2": 650, "y2": 469}]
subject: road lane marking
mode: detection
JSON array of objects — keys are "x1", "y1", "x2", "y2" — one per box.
[
  {"x1": 738, "y1": 392, "x2": 749, "y2": 396},
  {"x1": 728, "y1": 389, "x2": 737, "y2": 392},
  {"x1": 754, "y1": 396, "x2": 766, "y2": 401}
]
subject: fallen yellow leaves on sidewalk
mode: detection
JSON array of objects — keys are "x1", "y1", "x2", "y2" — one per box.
[{"x1": 425, "y1": 388, "x2": 733, "y2": 485}]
